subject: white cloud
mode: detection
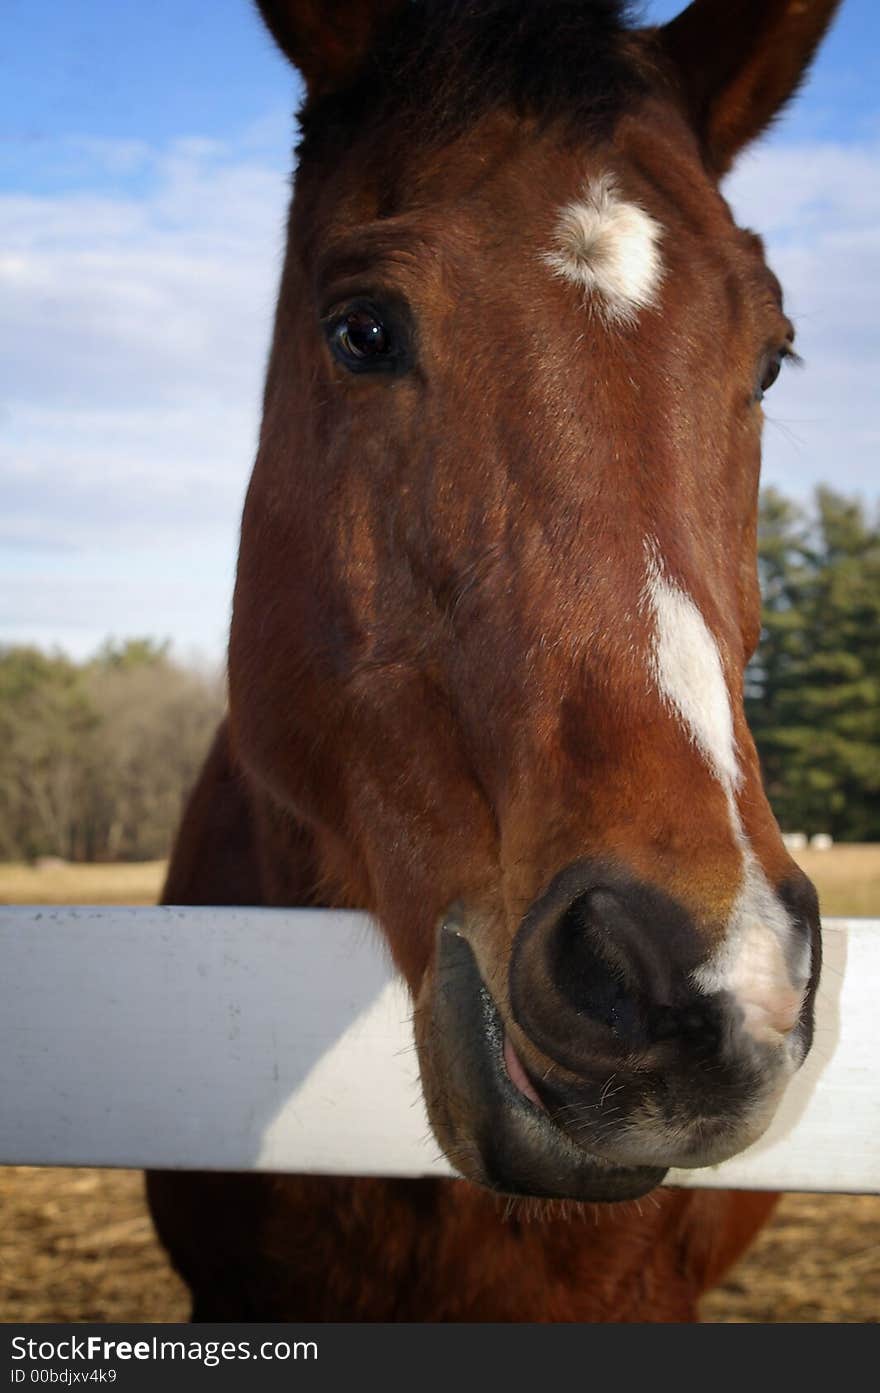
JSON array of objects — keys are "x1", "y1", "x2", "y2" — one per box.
[
  {"x1": 2, "y1": 135, "x2": 289, "y2": 438},
  {"x1": 1, "y1": 123, "x2": 292, "y2": 657},
  {"x1": 2, "y1": 124, "x2": 877, "y2": 658},
  {"x1": 725, "y1": 138, "x2": 880, "y2": 500}
]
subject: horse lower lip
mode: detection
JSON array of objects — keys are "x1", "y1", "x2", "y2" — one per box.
[
  {"x1": 502, "y1": 1034, "x2": 546, "y2": 1110},
  {"x1": 432, "y1": 926, "x2": 667, "y2": 1200}
]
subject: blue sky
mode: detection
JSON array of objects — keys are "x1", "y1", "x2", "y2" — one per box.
[{"x1": 2, "y1": 0, "x2": 878, "y2": 660}]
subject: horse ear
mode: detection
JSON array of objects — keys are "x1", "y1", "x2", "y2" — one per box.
[
  {"x1": 658, "y1": 0, "x2": 842, "y2": 174},
  {"x1": 255, "y1": 0, "x2": 402, "y2": 95}
]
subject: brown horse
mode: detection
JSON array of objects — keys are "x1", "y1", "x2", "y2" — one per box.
[{"x1": 147, "y1": 0, "x2": 841, "y2": 1321}]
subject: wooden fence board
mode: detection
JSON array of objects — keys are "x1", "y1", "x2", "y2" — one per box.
[{"x1": 0, "y1": 907, "x2": 876, "y2": 1192}]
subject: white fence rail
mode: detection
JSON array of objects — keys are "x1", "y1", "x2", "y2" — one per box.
[{"x1": 0, "y1": 907, "x2": 877, "y2": 1193}]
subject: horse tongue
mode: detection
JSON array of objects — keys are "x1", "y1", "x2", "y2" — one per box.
[{"x1": 503, "y1": 1034, "x2": 546, "y2": 1111}]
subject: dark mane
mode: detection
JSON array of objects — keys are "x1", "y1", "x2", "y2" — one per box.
[{"x1": 298, "y1": 0, "x2": 646, "y2": 161}]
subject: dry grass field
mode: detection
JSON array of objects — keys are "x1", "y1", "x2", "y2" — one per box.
[
  {"x1": 0, "y1": 860, "x2": 165, "y2": 906},
  {"x1": 1, "y1": 846, "x2": 877, "y2": 1323},
  {"x1": 791, "y1": 843, "x2": 880, "y2": 918}
]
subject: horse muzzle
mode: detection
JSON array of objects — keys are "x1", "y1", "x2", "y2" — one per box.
[
  {"x1": 417, "y1": 925, "x2": 667, "y2": 1201},
  {"x1": 415, "y1": 863, "x2": 817, "y2": 1199}
]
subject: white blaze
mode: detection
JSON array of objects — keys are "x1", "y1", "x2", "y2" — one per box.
[
  {"x1": 643, "y1": 541, "x2": 808, "y2": 1056},
  {"x1": 696, "y1": 847, "x2": 809, "y2": 1051},
  {"x1": 543, "y1": 174, "x2": 663, "y2": 325},
  {"x1": 645, "y1": 547, "x2": 740, "y2": 790}
]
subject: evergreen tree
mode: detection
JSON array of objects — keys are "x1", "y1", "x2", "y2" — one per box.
[{"x1": 747, "y1": 488, "x2": 880, "y2": 841}]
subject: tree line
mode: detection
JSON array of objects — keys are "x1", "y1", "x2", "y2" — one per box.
[
  {"x1": 0, "y1": 488, "x2": 877, "y2": 862},
  {"x1": 746, "y1": 487, "x2": 879, "y2": 842},
  {"x1": 0, "y1": 639, "x2": 223, "y2": 862}
]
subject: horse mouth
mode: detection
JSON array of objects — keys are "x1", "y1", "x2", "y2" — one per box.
[{"x1": 419, "y1": 925, "x2": 667, "y2": 1202}]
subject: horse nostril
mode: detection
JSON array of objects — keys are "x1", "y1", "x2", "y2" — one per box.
[
  {"x1": 551, "y1": 887, "x2": 649, "y2": 1043},
  {"x1": 509, "y1": 863, "x2": 705, "y2": 1074}
]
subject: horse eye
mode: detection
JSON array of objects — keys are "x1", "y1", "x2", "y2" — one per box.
[
  {"x1": 754, "y1": 346, "x2": 790, "y2": 402},
  {"x1": 326, "y1": 304, "x2": 400, "y2": 373}
]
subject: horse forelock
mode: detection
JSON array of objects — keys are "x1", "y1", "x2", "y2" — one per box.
[{"x1": 296, "y1": 0, "x2": 646, "y2": 163}]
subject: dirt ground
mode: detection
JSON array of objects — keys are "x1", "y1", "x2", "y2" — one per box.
[
  {"x1": 1, "y1": 849, "x2": 877, "y2": 1323},
  {"x1": 1, "y1": 1168, "x2": 877, "y2": 1323}
]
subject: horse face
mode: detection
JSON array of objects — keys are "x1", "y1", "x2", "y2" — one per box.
[{"x1": 230, "y1": 0, "x2": 839, "y2": 1200}]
